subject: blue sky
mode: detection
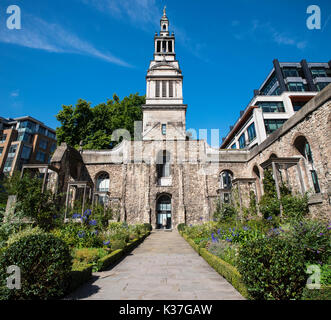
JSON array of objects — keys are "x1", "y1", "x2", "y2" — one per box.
[{"x1": 0, "y1": 0, "x2": 330, "y2": 143}]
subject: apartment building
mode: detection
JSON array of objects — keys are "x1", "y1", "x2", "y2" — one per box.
[
  {"x1": 221, "y1": 59, "x2": 331, "y2": 149},
  {"x1": 0, "y1": 116, "x2": 57, "y2": 176}
]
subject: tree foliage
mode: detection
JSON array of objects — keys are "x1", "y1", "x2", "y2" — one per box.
[{"x1": 55, "y1": 93, "x2": 145, "y2": 150}]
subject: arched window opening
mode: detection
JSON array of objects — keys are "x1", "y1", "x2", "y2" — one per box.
[
  {"x1": 220, "y1": 170, "x2": 233, "y2": 190},
  {"x1": 96, "y1": 172, "x2": 109, "y2": 192},
  {"x1": 294, "y1": 136, "x2": 320, "y2": 194},
  {"x1": 163, "y1": 24, "x2": 167, "y2": 31}
]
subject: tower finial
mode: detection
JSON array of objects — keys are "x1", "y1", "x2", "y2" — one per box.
[{"x1": 163, "y1": 5, "x2": 167, "y2": 16}]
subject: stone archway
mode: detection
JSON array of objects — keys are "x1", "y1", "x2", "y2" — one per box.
[{"x1": 156, "y1": 194, "x2": 172, "y2": 229}]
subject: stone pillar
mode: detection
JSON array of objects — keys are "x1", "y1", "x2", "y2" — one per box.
[
  {"x1": 143, "y1": 162, "x2": 151, "y2": 223},
  {"x1": 272, "y1": 162, "x2": 283, "y2": 216},
  {"x1": 177, "y1": 164, "x2": 186, "y2": 226}
]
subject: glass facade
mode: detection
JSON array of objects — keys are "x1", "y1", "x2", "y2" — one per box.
[
  {"x1": 311, "y1": 170, "x2": 320, "y2": 193},
  {"x1": 288, "y1": 82, "x2": 305, "y2": 92},
  {"x1": 261, "y1": 75, "x2": 277, "y2": 95},
  {"x1": 0, "y1": 147, "x2": 3, "y2": 157},
  {"x1": 247, "y1": 123, "x2": 256, "y2": 142},
  {"x1": 257, "y1": 101, "x2": 285, "y2": 113},
  {"x1": 311, "y1": 68, "x2": 327, "y2": 78},
  {"x1": 231, "y1": 143, "x2": 236, "y2": 149},
  {"x1": 36, "y1": 151, "x2": 46, "y2": 162},
  {"x1": 264, "y1": 119, "x2": 286, "y2": 134},
  {"x1": 316, "y1": 82, "x2": 329, "y2": 91},
  {"x1": 282, "y1": 67, "x2": 299, "y2": 78},
  {"x1": 292, "y1": 101, "x2": 306, "y2": 112},
  {"x1": 0, "y1": 134, "x2": 7, "y2": 144},
  {"x1": 39, "y1": 139, "x2": 48, "y2": 150},
  {"x1": 239, "y1": 133, "x2": 246, "y2": 149},
  {"x1": 21, "y1": 145, "x2": 32, "y2": 160},
  {"x1": 162, "y1": 124, "x2": 166, "y2": 135}
]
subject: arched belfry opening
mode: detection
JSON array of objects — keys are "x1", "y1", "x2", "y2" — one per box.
[{"x1": 156, "y1": 194, "x2": 172, "y2": 229}]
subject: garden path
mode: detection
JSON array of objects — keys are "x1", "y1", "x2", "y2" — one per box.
[{"x1": 67, "y1": 230, "x2": 244, "y2": 300}]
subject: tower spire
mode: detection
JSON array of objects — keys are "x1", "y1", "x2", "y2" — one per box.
[{"x1": 163, "y1": 6, "x2": 167, "y2": 17}]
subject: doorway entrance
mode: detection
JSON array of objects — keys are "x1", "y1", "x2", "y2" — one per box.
[{"x1": 156, "y1": 194, "x2": 171, "y2": 229}]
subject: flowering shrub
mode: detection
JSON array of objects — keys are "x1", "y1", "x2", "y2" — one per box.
[
  {"x1": 207, "y1": 240, "x2": 239, "y2": 266},
  {"x1": 238, "y1": 237, "x2": 306, "y2": 300}
]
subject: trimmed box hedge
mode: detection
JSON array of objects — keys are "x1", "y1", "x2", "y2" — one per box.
[
  {"x1": 180, "y1": 231, "x2": 249, "y2": 299},
  {"x1": 68, "y1": 264, "x2": 93, "y2": 293}
]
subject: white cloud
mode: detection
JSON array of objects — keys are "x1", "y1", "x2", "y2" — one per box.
[
  {"x1": 10, "y1": 89, "x2": 19, "y2": 97},
  {"x1": 0, "y1": 14, "x2": 132, "y2": 67},
  {"x1": 233, "y1": 20, "x2": 307, "y2": 50}
]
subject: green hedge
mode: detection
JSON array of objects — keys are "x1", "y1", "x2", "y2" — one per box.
[
  {"x1": 180, "y1": 232, "x2": 249, "y2": 299},
  {"x1": 98, "y1": 232, "x2": 150, "y2": 271},
  {"x1": 68, "y1": 264, "x2": 93, "y2": 293},
  {"x1": 301, "y1": 286, "x2": 331, "y2": 300},
  {"x1": 199, "y1": 248, "x2": 249, "y2": 299}
]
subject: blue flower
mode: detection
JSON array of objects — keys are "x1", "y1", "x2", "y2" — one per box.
[
  {"x1": 84, "y1": 209, "x2": 92, "y2": 216},
  {"x1": 267, "y1": 216, "x2": 272, "y2": 221},
  {"x1": 319, "y1": 233, "x2": 324, "y2": 236},
  {"x1": 89, "y1": 219, "x2": 97, "y2": 226},
  {"x1": 217, "y1": 229, "x2": 221, "y2": 235},
  {"x1": 53, "y1": 215, "x2": 57, "y2": 219},
  {"x1": 243, "y1": 226, "x2": 249, "y2": 231},
  {"x1": 211, "y1": 233, "x2": 217, "y2": 243},
  {"x1": 91, "y1": 230, "x2": 98, "y2": 235},
  {"x1": 72, "y1": 213, "x2": 81, "y2": 219},
  {"x1": 78, "y1": 231, "x2": 85, "y2": 238},
  {"x1": 81, "y1": 216, "x2": 87, "y2": 222},
  {"x1": 199, "y1": 217, "x2": 203, "y2": 221},
  {"x1": 225, "y1": 238, "x2": 232, "y2": 242},
  {"x1": 103, "y1": 240, "x2": 110, "y2": 245}
]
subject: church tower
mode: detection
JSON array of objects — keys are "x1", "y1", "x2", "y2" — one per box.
[{"x1": 142, "y1": 7, "x2": 187, "y2": 141}]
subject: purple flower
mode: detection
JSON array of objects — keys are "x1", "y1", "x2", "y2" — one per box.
[
  {"x1": 92, "y1": 230, "x2": 98, "y2": 235},
  {"x1": 72, "y1": 213, "x2": 81, "y2": 219},
  {"x1": 89, "y1": 219, "x2": 97, "y2": 226},
  {"x1": 103, "y1": 240, "x2": 110, "y2": 245},
  {"x1": 316, "y1": 250, "x2": 320, "y2": 254},
  {"x1": 211, "y1": 233, "x2": 217, "y2": 243},
  {"x1": 243, "y1": 226, "x2": 249, "y2": 231},
  {"x1": 84, "y1": 209, "x2": 92, "y2": 216},
  {"x1": 267, "y1": 216, "x2": 272, "y2": 221},
  {"x1": 78, "y1": 231, "x2": 85, "y2": 238},
  {"x1": 226, "y1": 238, "x2": 232, "y2": 242},
  {"x1": 319, "y1": 233, "x2": 324, "y2": 236},
  {"x1": 199, "y1": 217, "x2": 203, "y2": 221},
  {"x1": 217, "y1": 229, "x2": 221, "y2": 235},
  {"x1": 53, "y1": 215, "x2": 57, "y2": 219}
]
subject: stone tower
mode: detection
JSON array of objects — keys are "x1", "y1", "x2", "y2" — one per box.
[{"x1": 142, "y1": 7, "x2": 187, "y2": 141}]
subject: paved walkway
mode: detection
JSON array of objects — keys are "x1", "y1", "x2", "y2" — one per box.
[{"x1": 67, "y1": 230, "x2": 244, "y2": 300}]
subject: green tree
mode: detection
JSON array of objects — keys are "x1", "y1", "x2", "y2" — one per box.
[{"x1": 55, "y1": 93, "x2": 145, "y2": 150}]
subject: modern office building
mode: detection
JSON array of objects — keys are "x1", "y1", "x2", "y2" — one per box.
[
  {"x1": 0, "y1": 116, "x2": 57, "y2": 176},
  {"x1": 221, "y1": 60, "x2": 331, "y2": 149}
]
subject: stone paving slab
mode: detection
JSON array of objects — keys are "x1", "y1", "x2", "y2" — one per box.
[{"x1": 67, "y1": 230, "x2": 244, "y2": 300}]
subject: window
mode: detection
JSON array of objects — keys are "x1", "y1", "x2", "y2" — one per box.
[
  {"x1": 311, "y1": 170, "x2": 320, "y2": 193},
  {"x1": 21, "y1": 145, "x2": 32, "y2": 160},
  {"x1": 161, "y1": 124, "x2": 166, "y2": 135},
  {"x1": 0, "y1": 134, "x2": 7, "y2": 144},
  {"x1": 39, "y1": 139, "x2": 48, "y2": 150},
  {"x1": 19, "y1": 120, "x2": 36, "y2": 132},
  {"x1": 36, "y1": 151, "x2": 46, "y2": 162},
  {"x1": 3, "y1": 158, "x2": 13, "y2": 173},
  {"x1": 50, "y1": 143, "x2": 57, "y2": 153},
  {"x1": 261, "y1": 75, "x2": 277, "y2": 95},
  {"x1": 239, "y1": 133, "x2": 246, "y2": 149},
  {"x1": 282, "y1": 67, "x2": 299, "y2": 78},
  {"x1": 311, "y1": 68, "x2": 327, "y2": 78},
  {"x1": 96, "y1": 172, "x2": 109, "y2": 192},
  {"x1": 162, "y1": 80, "x2": 167, "y2": 97},
  {"x1": 257, "y1": 101, "x2": 285, "y2": 113},
  {"x1": 47, "y1": 131, "x2": 56, "y2": 140},
  {"x1": 156, "y1": 150, "x2": 171, "y2": 179},
  {"x1": 162, "y1": 41, "x2": 166, "y2": 53},
  {"x1": 264, "y1": 119, "x2": 286, "y2": 134},
  {"x1": 38, "y1": 126, "x2": 46, "y2": 135},
  {"x1": 316, "y1": 82, "x2": 329, "y2": 91},
  {"x1": 270, "y1": 86, "x2": 281, "y2": 96},
  {"x1": 168, "y1": 41, "x2": 172, "y2": 52},
  {"x1": 8, "y1": 145, "x2": 17, "y2": 157},
  {"x1": 156, "y1": 41, "x2": 161, "y2": 52},
  {"x1": 155, "y1": 80, "x2": 160, "y2": 97},
  {"x1": 231, "y1": 143, "x2": 236, "y2": 149},
  {"x1": 169, "y1": 80, "x2": 174, "y2": 97},
  {"x1": 247, "y1": 123, "x2": 256, "y2": 142},
  {"x1": 288, "y1": 82, "x2": 305, "y2": 92},
  {"x1": 0, "y1": 147, "x2": 3, "y2": 157},
  {"x1": 220, "y1": 171, "x2": 232, "y2": 189},
  {"x1": 292, "y1": 101, "x2": 306, "y2": 112}
]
